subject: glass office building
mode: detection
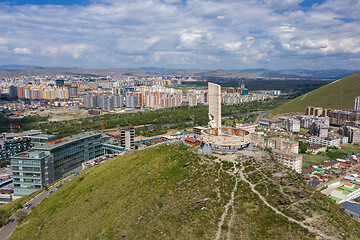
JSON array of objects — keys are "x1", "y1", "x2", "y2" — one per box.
[
  {"x1": 11, "y1": 132, "x2": 113, "y2": 196},
  {"x1": 11, "y1": 151, "x2": 48, "y2": 196}
]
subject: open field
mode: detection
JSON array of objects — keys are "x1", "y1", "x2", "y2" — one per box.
[{"x1": 37, "y1": 108, "x2": 91, "y2": 121}]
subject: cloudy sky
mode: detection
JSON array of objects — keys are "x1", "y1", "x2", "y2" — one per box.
[{"x1": 0, "y1": 0, "x2": 359, "y2": 70}]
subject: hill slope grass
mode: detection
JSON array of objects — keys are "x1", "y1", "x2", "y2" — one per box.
[
  {"x1": 8, "y1": 144, "x2": 360, "y2": 239},
  {"x1": 272, "y1": 72, "x2": 360, "y2": 114}
]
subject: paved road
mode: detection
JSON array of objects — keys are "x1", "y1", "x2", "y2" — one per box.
[
  {"x1": 0, "y1": 176, "x2": 72, "y2": 240},
  {"x1": 0, "y1": 153, "x2": 119, "y2": 240}
]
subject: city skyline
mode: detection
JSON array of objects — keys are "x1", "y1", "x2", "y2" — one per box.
[{"x1": 0, "y1": 0, "x2": 359, "y2": 70}]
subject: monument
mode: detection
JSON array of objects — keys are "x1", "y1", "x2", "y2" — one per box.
[{"x1": 208, "y1": 82, "x2": 221, "y2": 135}]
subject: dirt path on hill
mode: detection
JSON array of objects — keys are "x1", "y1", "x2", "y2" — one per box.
[{"x1": 238, "y1": 165, "x2": 335, "y2": 240}]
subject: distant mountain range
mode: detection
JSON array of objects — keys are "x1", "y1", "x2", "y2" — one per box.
[{"x1": 0, "y1": 64, "x2": 358, "y2": 79}]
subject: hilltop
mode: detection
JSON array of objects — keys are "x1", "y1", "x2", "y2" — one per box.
[
  {"x1": 272, "y1": 72, "x2": 360, "y2": 114},
  {"x1": 7, "y1": 144, "x2": 360, "y2": 239}
]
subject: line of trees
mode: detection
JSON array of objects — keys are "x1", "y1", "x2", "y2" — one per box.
[{"x1": 26, "y1": 98, "x2": 287, "y2": 137}]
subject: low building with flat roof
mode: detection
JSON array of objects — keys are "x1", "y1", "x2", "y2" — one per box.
[
  {"x1": 30, "y1": 134, "x2": 56, "y2": 145},
  {"x1": 309, "y1": 136, "x2": 348, "y2": 148},
  {"x1": 341, "y1": 201, "x2": 360, "y2": 221},
  {"x1": 330, "y1": 182, "x2": 360, "y2": 203},
  {"x1": 258, "y1": 118, "x2": 283, "y2": 130}
]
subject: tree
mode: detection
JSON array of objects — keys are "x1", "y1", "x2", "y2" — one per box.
[{"x1": 299, "y1": 141, "x2": 310, "y2": 153}]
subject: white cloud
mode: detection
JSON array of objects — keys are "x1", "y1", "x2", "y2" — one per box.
[
  {"x1": 224, "y1": 41, "x2": 242, "y2": 51},
  {"x1": 0, "y1": 0, "x2": 359, "y2": 69},
  {"x1": 60, "y1": 44, "x2": 91, "y2": 59},
  {"x1": 13, "y1": 48, "x2": 32, "y2": 54}
]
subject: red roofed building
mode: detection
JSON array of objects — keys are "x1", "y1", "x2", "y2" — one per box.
[{"x1": 184, "y1": 137, "x2": 200, "y2": 147}]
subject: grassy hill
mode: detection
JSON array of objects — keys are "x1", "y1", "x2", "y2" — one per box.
[
  {"x1": 272, "y1": 72, "x2": 360, "y2": 114},
  {"x1": 7, "y1": 144, "x2": 360, "y2": 239}
]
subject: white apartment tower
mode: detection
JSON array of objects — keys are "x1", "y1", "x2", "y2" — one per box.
[{"x1": 355, "y1": 96, "x2": 360, "y2": 111}]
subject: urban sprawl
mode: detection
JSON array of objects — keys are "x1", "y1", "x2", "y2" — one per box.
[{"x1": 0, "y1": 74, "x2": 360, "y2": 223}]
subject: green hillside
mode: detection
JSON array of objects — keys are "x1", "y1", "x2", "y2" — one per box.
[
  {"x1": 8, "y1": 144, "x2": 360, "y2": 239},
  {"x1": 272, "y1": 72, "x2": 360, "y2": 114}
]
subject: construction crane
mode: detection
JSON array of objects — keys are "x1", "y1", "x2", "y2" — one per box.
[{"x1": 0, "y1": 123, "x2": 21, "y2": 133}]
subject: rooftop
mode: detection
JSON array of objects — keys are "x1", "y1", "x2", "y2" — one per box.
[
  {"x1": 33, "y1": 132, "x2": 102, "y2": 151},
  {"x1": 272, "y1": 148, "x2": 302, "y2": 158},
  {"x1": 326, "y1": 180, "x2": 340, "y2": 186},
  {"x1": 330, "y1": 196, "x2": 343, "y2": 203},
  {"x1": 341, "y1": 201, "x2": 360, "y2": 216},
  {"x1": 31, "y1": 134, "x2": 55, "y2": 139}
]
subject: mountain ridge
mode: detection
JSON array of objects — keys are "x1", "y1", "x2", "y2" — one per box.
[
  {"x1": 0, "y1": 65, "x2": 358, "y2": 79},
  {"x1": 272, "y1": 72, "x2": 360, "y2": 114}
]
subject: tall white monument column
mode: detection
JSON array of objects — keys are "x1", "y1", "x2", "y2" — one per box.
[{"x1": 208, "y1": 82, "x2": 221, "y2": 135}]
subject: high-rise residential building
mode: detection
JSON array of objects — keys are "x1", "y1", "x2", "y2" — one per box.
[
  {"x1": 68, "y1": 86, "x2": 78, "y2": 98},
  {"x1": 111, "y1": 94, "x2": 124, "y2": 108},
  {"x1": 101, "y1": 95, "x2": 114, "y2": 111},
  {"x1": 208, "y1": 82, "x2": 221, "y2": 135},
  {"x1": 83, "y1": 94, "x2": 98, "y2": 108},
  {"x1": 126, "y1": 95, "x2": 138, "y2": 108},
  {"x1": 187, "y1": 90, "x2": 208, "y2": 106},
  {"x1": 9, "y1": 85, "x2": 18, "y2": 98},
  {"x1": 355, "y1": 96, "x2": 360, "y2": 110},
  {"x1": 139, "y1": 86, "x2": 182, "y2": 108},
  {"x1": 13, "y1": 85, "x2": 69, "y2": 101}
]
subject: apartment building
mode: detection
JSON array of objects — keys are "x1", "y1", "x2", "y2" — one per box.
[
  {"x1": 267, "y1": 137, "x2": 302, "y2": 173},
  {"x1": 340, "y1": 125, "x2": 360, "y2": 144},
  {"x1": 309, "y1": 136, "x2": 348, "y2": 148},
  {"x1": 267, "y1": 137, "x2": 299, "y2": 154},
  {"x1": 328, "y1": 109, "x2": 360, "y2": 126},
  {"x1": 284, "y1": 118, "x2": 300, "y2": 133},
  {"x1": 271, "y1": 149, "x2": 302, "y2": 173},
  {"x1": 306, "y1": 106, "x2": 329, "y2": 117},
  {"x1": 309, "y1": 122, "x2": 329, "y2": 138}
]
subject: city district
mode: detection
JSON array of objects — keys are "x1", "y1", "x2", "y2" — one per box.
[{"x1": 0, "y1": 79, "x2": 360, "y2": 225}]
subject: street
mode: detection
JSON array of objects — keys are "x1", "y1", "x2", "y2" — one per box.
[{"x1": 0, "y1": 172, "x2": 76, "y2": 239}]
